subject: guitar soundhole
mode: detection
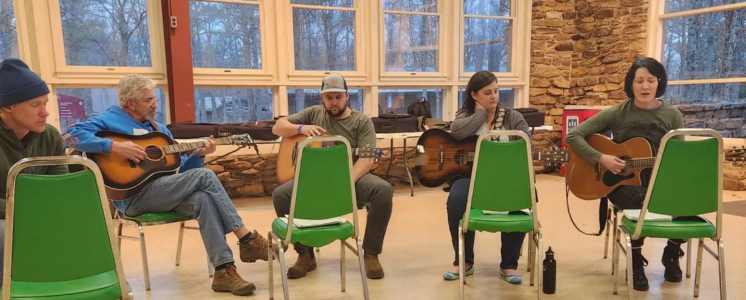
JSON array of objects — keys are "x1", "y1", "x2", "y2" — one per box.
[
  {"x1": 144, "y1": 145, "x2": 165, "y2": 162},
  {"x1": 454, "y1": 150, "x2": 468, "y2": 165}
]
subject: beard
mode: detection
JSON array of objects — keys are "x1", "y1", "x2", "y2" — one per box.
[{"x1": 325, "y1": 105, "x2": 347, "y2": 118}]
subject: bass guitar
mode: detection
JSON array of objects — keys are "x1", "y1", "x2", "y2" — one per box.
[
  {"x1": 276, "y1": 135, "x2": 385, "y2": 184},
  {"x1": 413, "y1": 129, "x2": 569, "y2": 187},
  {"x1": 80, "y1": 131, "x2": 255, "y2": 200}
]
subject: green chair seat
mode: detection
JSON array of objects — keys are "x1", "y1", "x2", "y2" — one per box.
[
  {"x1": 122, "y1": 211, "x2": 193, "y2": 224},
  {"x1": 621, "y1": 215, "x2": 715, "y2": 240},
  {"x1": 272, "y1": 218, "x2": 355, "y2": 248},
  {"x1": 466, "y1": 209, "x2": 534, "y2": 233},
  {"x1": 3, "y1": 270, "x2": 121, "y2": 300}
]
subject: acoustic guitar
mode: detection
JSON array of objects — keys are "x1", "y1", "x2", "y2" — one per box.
[
  {"x1": 276, "y1": 135, "x2": 385, "y2": 184},
  {"x1": 80, "y1": 131, "x2": 255, "y2": 200},
  {"x1": 413, "y1": 129, "x2": 569, "y2": 188}
]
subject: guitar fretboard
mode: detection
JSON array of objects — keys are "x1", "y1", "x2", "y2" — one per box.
[
  {"x1": 622, "y1": 157, "x2": 657, "y2": 169},
  {"x1": 164, "y1": 136, "x2": 235, "y2": 154}
]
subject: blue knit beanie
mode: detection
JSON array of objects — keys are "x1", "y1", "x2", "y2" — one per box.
[{"x1": 0, "y1": 59, "x2": 50, "y2": 107}]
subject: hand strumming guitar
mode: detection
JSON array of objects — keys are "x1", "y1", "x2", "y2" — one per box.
[
  {"x1": 195, "y1": 135, "x2": 217, "y2": 157},
  {"x1": 300, "y1": 125, "x2": 327, "y2": 137},
  {"x1": 111, "y1": 141, "x2": 146, "y2": 163},
  {"x1": 599, "y1": 154, "x2": 625, "y2": 174}
]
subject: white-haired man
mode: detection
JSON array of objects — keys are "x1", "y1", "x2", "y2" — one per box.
[{"x1": 64, "y1": 74, "x2": 278, "y2": 296}]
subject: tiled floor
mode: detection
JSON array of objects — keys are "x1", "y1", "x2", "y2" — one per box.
[{"x1": 118, "y1": 174, "x2": 746, "y2": 299}]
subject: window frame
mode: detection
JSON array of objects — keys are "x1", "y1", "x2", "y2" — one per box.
[{"x1": 458, "y1": 0, "x2": 518, "y2": 82}]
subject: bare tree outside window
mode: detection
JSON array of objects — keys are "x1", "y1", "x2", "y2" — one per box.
[
  {"x1": 194, "y1": 89, "x2": 273, "y2": 123},
  {"x1": 463, "y1": 0, "x2": 512, "y2": 72},
  {"x1": 662, "y1": 0, "x2": 746, "y2": 103},
  {"x1": 288, "y1": 88, "x2": 363, "y2": 114},
  {"x1": 378, "y1": 88, "x2": 442, "y2": 118},
  {"x1": 291, "y1": 1, "x2": 356, "y2": 71},
  {"x1": 384, "y1": 0, "x2": 439, "y2": 72},
  {"x1": 0, "y1": 0, "x2": 18, "y2": 61},
  {"x1": 190, "y1": 1, "x2": 262, "y2": 69},
  {"x1": 57, "y1": 88, "x2": 166, "y2": 130},
  {"x1": 59, "y1": 0, "x2": 152, "y2": 67}
]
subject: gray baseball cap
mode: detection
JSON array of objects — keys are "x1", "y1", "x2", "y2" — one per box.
[{"x1": 320, "y1": 73, "x2": 348, "y2": 94}]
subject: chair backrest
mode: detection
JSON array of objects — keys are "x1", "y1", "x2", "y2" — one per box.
[
  {"x1": 634, "y1": 129, "x2": 724, "y2": 240},
  {"x1": 464, "y1": 131, "x2": 538, "y2": 227},
  {"x1": 286, "y1": 136, "x2": 357, "y2": 243},
  {"x1": 3, "y1": 156, "x2": 129, "y2": 300}
]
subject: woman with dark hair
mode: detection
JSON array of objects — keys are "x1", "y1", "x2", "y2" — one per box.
[
  {"x1": 442, "y1": 70, "x2": 532, "y2": 284},
  {"x1": 565, "y1": 57, "x2": 684, "y2": 292}
]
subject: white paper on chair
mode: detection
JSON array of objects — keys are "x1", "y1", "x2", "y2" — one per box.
[
  {"x1": 622, "y1": 209, "x2": 672, "y2": 221},
  {"x1": 482, "y1": 209, "x2": 532, "y2": 215},
  {"x1": 280, "y1": 215, "x2": 347, "y2": 228}
]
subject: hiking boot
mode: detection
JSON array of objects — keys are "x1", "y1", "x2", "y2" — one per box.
[
  {"x1": 287, "y1": 250, "x2": 317, "y2": 279},
  {"x1": 211, "y1": 264, "x2": 256, "y2": 296},
  {"x1": 662, "y1": 243, "x2": 685, "y2": 282},
  {"x1": 631, "y1": 249, "x2": 649, "y2": 291},
  {"x1": 364, "y1": 253, "x2": 384, "y2": 279},
  {"x1": 238, "y1": 230, "x2": 285, "y2": 263}
]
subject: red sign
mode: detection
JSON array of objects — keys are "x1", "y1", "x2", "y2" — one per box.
[{"x1": 58, "y1": 95, "x2": 86, "y2": 119}]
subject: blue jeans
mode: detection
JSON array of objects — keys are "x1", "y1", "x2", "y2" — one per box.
[
  {"x1": 446, "y1": 178, "x2": 525, "y2": 269},
  {"x1": 122, "y1": 168, "x2": 245, "y2": 268}
]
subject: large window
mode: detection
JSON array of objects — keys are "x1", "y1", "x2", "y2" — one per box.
[
  {"x1": 0, "y1": 0, "x2": 18, "y2": 61},
  {"x1": 58, "y1": 0, "x2": 152, "y2": 67},
  {"x1": 378, "y1": 88, "x2": 443, "y2": 118},
  {"x1": 190, "y1": 0, "x2": 262, "y2": 69},
  {"x1": 288, "y1": 88, "x2": 363, "y2": 115},
  {"x1": 462, "y1": 0, "x2": 512, "y2": 73},
  {"x1": 57, "y1": 88, "x2": 167, "y2": 130},
  {"x1": 657, "y1": 0, "x2": 746, "y2": 103},
  {"x1": 194, "y1": 88, "x2": 273, "y2": 123},
  {"x1": 383, "y1": 0, "x2": 440, "y2": 72},
  {"x1": 291, "y1": 0, "x2": 356, "y2": 71}
]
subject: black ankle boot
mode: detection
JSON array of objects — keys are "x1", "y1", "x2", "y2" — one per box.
[
  {"x1": 662, "y1": 243, "x2": 684, "y2": 282},
  {"x1": 631, "y1": 249, "x2": 649, "y2": 291}
]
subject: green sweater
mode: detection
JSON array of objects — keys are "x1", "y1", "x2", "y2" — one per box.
[
  {"x1": 0, "y1": 120, "x2": 68, "y2": 218},
  {"x1": 565, "y1": 99, "x2": 684, "y2": 165}
]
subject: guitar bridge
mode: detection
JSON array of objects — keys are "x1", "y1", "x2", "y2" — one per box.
[{"x1": 438, "y1": 144, "x2": 444, "y2": 171}]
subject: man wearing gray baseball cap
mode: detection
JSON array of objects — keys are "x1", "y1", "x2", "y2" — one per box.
[{"x1": 272, "y1": 73, "x2": 393, "y2": 279}]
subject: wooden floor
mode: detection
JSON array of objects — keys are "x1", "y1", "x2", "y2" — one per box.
[{"x1": 117, "y1": 174, "x2": 746, "y2": 299}]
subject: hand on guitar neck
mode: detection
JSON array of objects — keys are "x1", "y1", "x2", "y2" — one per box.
[{"x1": 598, "y1": 154, "x2": 626, "y2": 175}]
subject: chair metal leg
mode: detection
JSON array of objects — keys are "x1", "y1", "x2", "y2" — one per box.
[
  {"x1": 268, "y1": 231, "x2": 275, "y2": 300},
  {"x1": 176, "y1": 221, "x2": 186, "y2": 266},
  {"x1": 529, "y1": 231, "x2": 535, "y2": 285},
  {"x1": 116, "y1": 220, "x2": 124, "y2": 254},
  {"x1": 603, "y1": 207, "x2": 612, "y2": 259},
  {"x1": 611, "y1": 209, "x2": 619, "y2": 275},
  {"x1": 536, "y1": 227, "x2": 543, "y2": 300},
  {"x1": 718, "y1": 238, "x2": 727, "y2": 300},
  {"x1": 268, "y1": 231, "x2": 290, "y2": 300},
  {"x1": 458, "y1": 222, "x2": 466, "y2": 300},
  {"x1": 207, "y1": 257, "x2": 214, "y2": 278},
  {"x1": 341, "y1": 240, "x2": 346, "y2": 292},
  {"x1": 356, "y1": 238, "x2": 370, "y2": 300},
  {"x1": 695, "y1": 238, "x2": 704, "y2": 297},
  {"x1": 686, "y1": 239, "x2": 692, "y2": 278},
  {"x1": 135, "y1": 222, "x2": 151, "y2": 291},
  {"x1": 624, "y1": 232, "x2": 633, "y2": 300},
  {"x1": 612, "y1": 225, "x2": 621, "y2": 295}
]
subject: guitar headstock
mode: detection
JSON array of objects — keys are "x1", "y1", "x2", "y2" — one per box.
[
  {"x1": 533, "y1": 147, "x2": 570, "y2": 165},
  {"x1": 356, "y1": 147, "x2": 386, "y2": 163},
  {"x1": 231, "y1": 134, "x2": 256, "y2": 146},
  {"x1": 726, "y1": 146, "x2": 746, "y2": 166}
]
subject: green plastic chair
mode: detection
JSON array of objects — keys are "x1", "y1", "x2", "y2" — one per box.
[
  {"x1": 1, "y1": 156, "x2": 131, "y2": 300},
  {"x1": 459, "y1": 130, "x2": 543, "y2": 300},
  {"x1": 115, "y1": 210, "x2": 212, "y2": 290},
  {"x1": 267, "y1": 136, "x2": 369, "y2": 300},
  {"x1": 612, "y1": 129, "x2": 726, "y2": 299}
]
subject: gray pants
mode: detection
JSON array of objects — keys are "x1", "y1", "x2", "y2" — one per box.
[
  {"x1": 124, "y1": 168, "x2": 245, "y2": 267},
  {"x1": 272, "y1": 173, "x2": 393, "y2": 254}
]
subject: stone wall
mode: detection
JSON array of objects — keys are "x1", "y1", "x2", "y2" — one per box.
[{"x1": 678, "y1": 103, "x2": 746, "y2": 138}]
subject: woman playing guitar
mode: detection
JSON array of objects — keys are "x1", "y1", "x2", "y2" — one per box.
[
  {"x1": 442, "y1": 70, "x2": 532, "y2": 284},
  {"x1": 565, "y1": 57, "x2": 685, "y2": 292}
]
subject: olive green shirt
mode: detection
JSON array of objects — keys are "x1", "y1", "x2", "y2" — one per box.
[
  {"x1": 565, "y1": 99, "x2": 684, "y2": 165},
  {"x1": 286, "y1": 105, "x2": 377, "y2": 149}
]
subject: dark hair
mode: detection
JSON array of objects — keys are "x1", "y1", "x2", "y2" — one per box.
[
  {"x1": 624, "y1": 57, "x2": 668, "y2": 99},
  {"x1": 460, "y1": 70, "x2": 497, "y2": 115}
]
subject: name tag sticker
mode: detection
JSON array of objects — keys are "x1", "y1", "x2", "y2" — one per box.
[{"x1": 133, "y1": 129, "x2": 149, "y2": 136}]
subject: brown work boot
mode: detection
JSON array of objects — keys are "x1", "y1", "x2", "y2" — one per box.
[
  {"x1": 364, "y1": 253, "x2": 384, "y2": 279},
  {"x1": 287, "y1": 250, "x2": 317, "y2": 279},
  {"x1": 238, "y1": 230, "x2": 284, "y2": 263},
  {"x1": 211, "y1": 264, "x2": 256, "y2": 296}
]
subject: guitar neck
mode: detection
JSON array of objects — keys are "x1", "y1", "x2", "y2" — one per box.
[
  {"x1": 164, "y1": 136, "x2": 235, "y2": 154},
  {"x1": 621, "y1": 157, "x2": 657, "y2": 170}
]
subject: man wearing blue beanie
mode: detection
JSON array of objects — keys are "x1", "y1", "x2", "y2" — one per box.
[{"x1": 0, "y1": 58, "x2": 68, "y2": 283}]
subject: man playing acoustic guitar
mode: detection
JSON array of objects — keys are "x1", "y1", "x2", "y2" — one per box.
[
  {"x1": 63, "y1": 74, "x2": 281, "y2": 296},
  {"x1": 0, "y1": 58, "x2": 69, "y2": 285},
  {"x1": 565, "y1": 57, "x2": 684, "y2": 292},
  {"x1": 271, "y1": 73, "x2": 393, "y2": 279}
]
